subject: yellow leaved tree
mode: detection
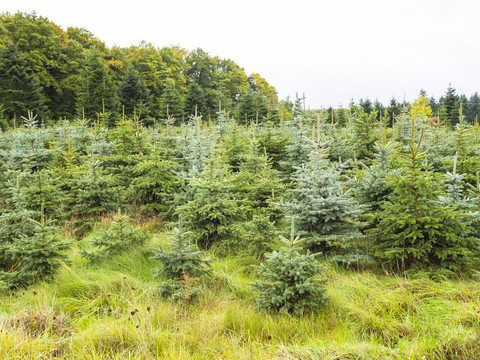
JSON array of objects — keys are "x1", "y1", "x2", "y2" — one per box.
[{"x1": 409, "y1": 93, "x2": 433, "y2": 120}]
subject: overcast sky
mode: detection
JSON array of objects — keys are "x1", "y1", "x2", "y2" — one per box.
[{"x1": 3, "y1": 0, "x2": 480, "y2": 108}]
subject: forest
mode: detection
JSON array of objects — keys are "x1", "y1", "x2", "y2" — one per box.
[{"x1": 1, "y1": 11, "x2": 480, "y2": 360}]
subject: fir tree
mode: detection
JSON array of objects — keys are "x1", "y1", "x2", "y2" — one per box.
[
  {"x1": 160, "y1": 78, "x2": 184, "y2": 122},
  {"x1": 251, "y1": 220, "x2": 328, "y2": 315},
  {"x1": 151, "y1": 217, "x2": 212, "y2": 301},
  {"x1": 76, "y1": 51, "x2": 119, "y2": 125},
  {"x1": 184, "y1": 82, "x2": 208, "y2": 118},
  {"x1": 82, "y1": 214, "x2": 148, "y2": 263},
  {"x1": 0, "y1": 44, "x2": 46, "y2": 123},
  {"x1": 176, "y1": 147, "x2": 248, "y2": 251},
  {"x1": 2, "y1": 205, "x2": 70, "y2": 288},
  {"x1": 372, "y1": 119, "x2": 479, "y2": 274},
  {"x1": 127, "y1": 154, "x2": 180, "y2": 217},
  {"x1": 281, "y1": 141, "x2": 361, "y2": 253},
  {"x1": 117, "y1": 66, "x2": 152, "y2": 118},
  {"x1": 351, "y1": 107, "x2": 378, "y2": 160}
]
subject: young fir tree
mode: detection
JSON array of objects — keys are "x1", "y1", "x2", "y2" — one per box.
[
  {"x1": 281, "y1": 140, "x2": 360, "y2": 253},
  {"x1": 151, "y1": 216, "x2": 212, "y2": 301},
  {"x1": 240, "y1": 208, "x2": 278, "y2": 260},
  {"x1": 284, "y1": 115, "x2": 313, "y2": 171},
  {"x1": 184, "y1": 82, "x2": 208, "y2": 118},
  {"x1": 82, "y1": 214, "x2": 148, "y2": 263},
  {"x1": 251, "y1": 219, "x2": 328, "y2": 315},
  {"x1": 3, "y1": 205, "x2": 70, "y2": 288},
  {"x1": 127, "y1": 153, "x2": 181, "y2": 217},
  {"x1": 351, "y1": 107, "x2": 378, "y2": 161},
  {"x1": 372, "y1": 119, "x2": 479, "y2": 275},
  {"x1": 0, "y1": 173, "x2": 38, "y2": 281},
  {"x1": 73, "y1": 160, "x2": 119, "y2": 218},
  {"x1": 176, "y1": 145, "x2": 248, "y2": 251},
  {"x1": 352, "y1": 141, "x2": 399, "y2": 214}
]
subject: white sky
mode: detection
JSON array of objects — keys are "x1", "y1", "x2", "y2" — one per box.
[{"x1": 3, "y1": 0, "x2": 480, "y2": 108}]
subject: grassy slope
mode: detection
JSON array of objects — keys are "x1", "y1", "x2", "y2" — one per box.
[{"x1": 1, "y1": 224, "x2": 480, "y2": 360}]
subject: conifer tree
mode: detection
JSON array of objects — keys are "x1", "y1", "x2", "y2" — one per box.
[
  {"x1": 2, "y1": 205, "x2": 70, "y2": 288},
  {"x1": 127, "y1": 153, "x2": 180, "y2": 217},
  {"x1": 351, "y1": 107, "x2": 378, "y2": 160},
  {"x1": 176, "y1": 146, "x2": 248, "y2": 251},
  {"x1": 76, "y1": 51, "x2": 119, "y2": 124},
  {"x1": 240, "y1": 208, "x2": 278, "y2": 260},
  {"x1": 82, "y1": 215, "x2": 148, "y2": 262},
  {"x1": 352, "y1": 141, "x2": 398, "y2": 213},
  {"x1": 160, "y1": 78, "x2": 184, "y2": 122},
  {"x1": 73, "y1": 160, "x2": 119, "y2": 217},
  {"x1": 117, "y1": 66, "x2": 152, "y2": 118},
  {"x1": 0, "y1": 44, "x2": 47, "y2": 123},
  {"x1": 372, "y1": 119, "x2": 479, "y2": 274},
  {"x1": 251, "y1": 220, "x2": 328, "y2": 315},
  {"x1": 151, "y1": 217, "x2": 212, "y2": 301},
  {"x1": 184, "y1": 82, "x2": 208, "y2": 118},
  {"x1": 281, "y1": 141, "x2": 360, "y2": 253}
]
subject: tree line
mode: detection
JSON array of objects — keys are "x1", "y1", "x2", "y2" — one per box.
[{"x1": 0, "y1": 12, "x2": 278, "y2": 128}]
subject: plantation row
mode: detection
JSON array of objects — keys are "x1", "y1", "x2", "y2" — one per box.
[{"x1": 1, "y1": 106, "x2": 480, "y2": 313}]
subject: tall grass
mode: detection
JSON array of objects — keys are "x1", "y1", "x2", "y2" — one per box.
[{"x1": 1, "y1": 232, "x2": 479, "y2": 359}]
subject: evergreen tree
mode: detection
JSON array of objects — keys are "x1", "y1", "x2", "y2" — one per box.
[
  {"x1": 117, "y1": 66, "x2": 152, "y2": 118},
  {"x1": 2, "y1": 205, "x2": 70, "y2": 288},
  {"x1": 281, "y1": 141, "x2": 361, "y2": 253},
  {"x1": 372, "y1": 120, "x2": 479, "y2": 274},
  {"x1": 82, "y1": 215, "x2": 148, "y2": 262},
  {"x1": 359, "y1": 98, "x2": 373, "y2": 113},
  {"x1": 352, "y1": 107, "x2": 378, "y2": 160},
  {"x1": 127, "y1": 154, "x2": 180, "y2": 217},
  {"x1": 160, "y1": 78, "x2": 184, "y2": 122},
  {"x1": 176, "y1": 148, "x2": 248, "y2": 251},
  {"x1": 151, "y1": 217, "x2": 212, "y2": 301},
  {"x1": 184, "y1": 82, "x2": 208, "y2": 118},
  {"x1": 466, "y1": 92, "x2": 480, "y2": 123},
  {"x1": 76, "y1": 51, "x2": 119, "y2": 124},
  {"x1": 251, "y1": 220, "x2": 328, "y2": 315},
  {"x1": 0, "y1": 44, "x2": 46, "y2": 123},
  {"x1": 240, "y1": 208, "x2": 278, "y2": 260},
  {"x1": 386, "y1": 98, "x2": 402, "y2": 127},
  {"x1": 440, "y1": 85, "x2": 460, "y2": 127},
  {"x1": 236, "y1": 90, "x2": 268, "y2": 124}
]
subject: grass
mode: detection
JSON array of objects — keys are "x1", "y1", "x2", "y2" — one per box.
[{"x1": 1, "y1": 224, "x2": 480, "y2": 359}]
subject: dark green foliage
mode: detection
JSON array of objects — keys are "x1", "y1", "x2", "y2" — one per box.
[
  {"x1": 386, "y1": 98, "x2": 402, "y2": 127},
  {"x1": 2, "y1": 206, "x2": 70, "y2": 288},
  {"x1": 176, "y1": 153, "x2": 249, "y2": 250},
  {"x1": 372, "y1": 122, "x2": 479, "y2": 274},
  {"x1": 151, "y1": 218, "x2": 212, "y2": 301},
  {"x1": 236, "y1": 90, "x2": 268, "y2": 124},
  {"x1": 160, "y1": 78, "x2": 184, "y2": 122},
  {"x1": 352, "y1": 141, "x2": 398, "y2": 213},
  {"x1": 184, "y1": 82, "x2": 208, "y2": 117},
  {"x1": 128, "y1": 155, "x2": 180, "y2": 217},
  {"x1": 73, "y1": 160, "x2": 119, "y2": 217},
  {"x1": 240, "y1": 208, "x2": 278, "y2": 260},
  {"x1": 76, "y1": 51, "x2": 119, "y2": 124},
  {"x1": 440, "y1": 85, "x2": 460, "y2": 127},
  {"x1": 251, "y1": 221, "x2": 328, "y2": 315},
  {"x1": 352, "y1": 107, "x2": 378, "y2": 160},
  {"x1": 466, "y1": 92, "x2": 480, "y2": 123},
  {"x1": 0, "y1": 44, "x2": 46, "y2": 122},
  {"x1": 82, "y1": 215, "x2": 148, "y2": 263},
  {"x1": 117, "y1": 66, "x2": 152, "y2": 118}
]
